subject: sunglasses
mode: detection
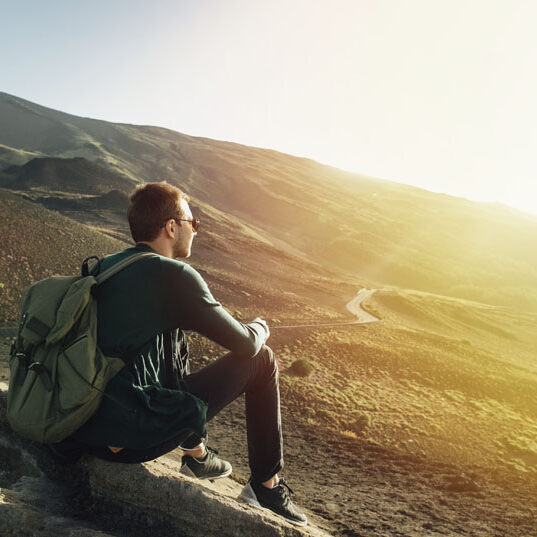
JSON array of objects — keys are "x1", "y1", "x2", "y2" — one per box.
[{"x1": 162, "y1": 217, "x2": 200, "y2": 233}]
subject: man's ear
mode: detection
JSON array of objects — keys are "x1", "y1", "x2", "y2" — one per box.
[{"x1": 164, "y1": 219, "x2": 175, "y2": 238}]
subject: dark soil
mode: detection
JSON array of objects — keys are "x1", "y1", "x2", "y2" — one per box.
[{"x1": 207, "y1": 393, "x2": 537, "y2": 537}]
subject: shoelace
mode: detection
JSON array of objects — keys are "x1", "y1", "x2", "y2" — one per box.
[
  {"x1": 277, "y1": 478, "x2": 295, "y2": 495},
  {"x1": 183, "y1": 445, "x2": 218, "y2": 461}
]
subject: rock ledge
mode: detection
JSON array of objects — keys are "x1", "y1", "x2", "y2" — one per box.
[{"x1": 0, "y1": 384, "x2": 330, "y2": 537}]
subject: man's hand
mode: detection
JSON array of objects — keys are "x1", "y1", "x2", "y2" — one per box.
[{"x1": 251, "y1": 317, "x2": 270, "y2": 341}]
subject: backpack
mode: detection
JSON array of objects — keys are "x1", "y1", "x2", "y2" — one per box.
[{"x1": 7, "y1": 251, "x2": 158, "y2": 444}]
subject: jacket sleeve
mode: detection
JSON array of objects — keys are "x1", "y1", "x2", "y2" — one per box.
[{"x1": 167, "y1": 263, "x2": 268, "y2": 357}]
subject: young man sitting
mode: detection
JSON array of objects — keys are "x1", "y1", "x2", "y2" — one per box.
[{"x1": 54, "y1": 181, "x2": 307, "y2": 526}]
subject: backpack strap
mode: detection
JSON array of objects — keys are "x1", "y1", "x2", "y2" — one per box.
[
  {"x1": 163, "y1": 330, "x2": 179, "y2": 390},
  {"x1": 94, "y1": 252, "x2": 160, "y2": 286}
]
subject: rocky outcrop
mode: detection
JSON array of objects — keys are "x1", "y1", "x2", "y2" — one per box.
[{"x1": 0, "y1": 384, "x2": 330, "y2": 537}]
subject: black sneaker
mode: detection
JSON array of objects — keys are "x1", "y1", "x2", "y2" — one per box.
[
  {"x1": 180, "y1": 446, "x2": 232, "y2": 480},
  {"x1": 239, "y1": 478, "x2": 307, "y2": 526}
]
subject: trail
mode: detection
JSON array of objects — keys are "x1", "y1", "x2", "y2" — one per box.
[
  {"x1": 345, "y1": 288, "x2": 379, "y2": 323},
  {"x1": 271, "y1": 288, "x2": 380, "y2": 330}
]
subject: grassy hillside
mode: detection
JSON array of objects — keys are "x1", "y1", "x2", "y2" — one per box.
[
  {"x1": 0, "y1": 156, "x2": 133, "y2": 193},
  {"x1": 2, "y1": 91, "x2": 537, "y2": 312},
  {"x1": 0, "y1": 191, "x2": 127, "y2": 323},
  {"x1": 250, "y1": 288, "x2": 537, "y2": 475},
  {"x1": 183, "y1": 283, "x2": 537, "y2": 480},
  {"x1": 0, "y1": 91, "x2": 536, "y2": 503},
  {"x1": 0, "y1": 186, "x2": 354, "y2": 326}
]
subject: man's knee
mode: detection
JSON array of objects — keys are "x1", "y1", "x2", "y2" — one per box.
[{"x1": 254, "y1": 344, "x2": 279, "y2": 377}]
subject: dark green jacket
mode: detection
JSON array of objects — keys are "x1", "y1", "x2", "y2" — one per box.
[{"x1": 73, "y1": 243, "x2": 268, "y2": 449}]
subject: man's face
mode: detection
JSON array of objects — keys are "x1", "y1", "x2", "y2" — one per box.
[{"x1": 172, "y1": 199, "x2": 197, "y2": 259}]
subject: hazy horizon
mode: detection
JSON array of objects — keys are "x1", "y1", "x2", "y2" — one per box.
[{"x1": 2, "y1": 0, "x2": 537, "y2": 215}]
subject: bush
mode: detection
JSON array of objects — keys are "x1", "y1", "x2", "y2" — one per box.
[
  {"x1": 286, "y1": 359, "x2": 313, "y2": 377},
  {"x1": 350, "y1": 413, "x2": 371, "y2": 434}
]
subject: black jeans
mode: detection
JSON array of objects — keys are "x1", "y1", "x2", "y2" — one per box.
[{"x1": 78, "y1": 345, "x2": 283, "y2": 483}]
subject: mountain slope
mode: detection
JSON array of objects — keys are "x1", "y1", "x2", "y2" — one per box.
[
  {"x1": 1, "y1": 91, "x2": 537, "y2": 312},
  {"x1": 0, "y1": 190, "x2": 127, "y2": 322},
  {"x1": 1, "y1": 93, "x2": 537, "y2": 536},
  {"x1": 0, "y1": 156, "x2": 132, "y2": 193}
]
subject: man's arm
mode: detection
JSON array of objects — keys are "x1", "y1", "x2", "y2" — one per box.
[{"x1": 167, "y1": 262, "x2": 269, "y2": 357}]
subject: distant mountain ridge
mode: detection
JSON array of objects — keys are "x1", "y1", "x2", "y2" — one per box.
[
  {"x1": 0, "y1": 90, "x2": 204, "y2": 185},
  {"x1": 1, "y1": 90, "x2": 537, "y2": 312},
  {"x1": 1, "y1": 156, "x2": 132, "y2": 193}
]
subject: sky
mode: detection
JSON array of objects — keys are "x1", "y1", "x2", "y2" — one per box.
[{"x1": 2, "y1": 0, "x2": 537, "y2": 215}]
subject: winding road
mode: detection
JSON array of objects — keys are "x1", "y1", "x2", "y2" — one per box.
[
  {"x1": 345, "y1": 288, "x2": 379, "y2": 324},
  {"x1": 271, "y1": 288, "x2": 380, "y2": 330}
]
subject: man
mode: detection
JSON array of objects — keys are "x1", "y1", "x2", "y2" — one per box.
[{"x1": 56, "y1": 182, "x2": 306, "y2": 526}]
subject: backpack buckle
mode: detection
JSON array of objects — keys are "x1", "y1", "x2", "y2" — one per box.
[
  {"x1": 81, "y1": 256, "x2": 101, "y2": 277},
  {"x1": 15, "y1": 352, "x2": 28, "y2": 363},
  {"x1": 28, "y1": 362, "x2": 53, "y2": 391}
]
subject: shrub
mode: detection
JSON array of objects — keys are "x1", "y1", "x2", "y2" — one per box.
[
  {"x1": 350, "y1": 413, "x2": 371, "y2": 434},
  {"x1": 286, "y1": 359, "x2": 314, "y2": 377}
]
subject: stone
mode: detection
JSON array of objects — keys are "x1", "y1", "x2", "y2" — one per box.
[{"x1": 0, "y1": 386, "x2": 331, "y2": 537}]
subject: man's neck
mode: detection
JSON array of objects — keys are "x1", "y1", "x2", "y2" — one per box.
[{"x1": 137, "y1": 240, "x2": 173, "y2": 259}]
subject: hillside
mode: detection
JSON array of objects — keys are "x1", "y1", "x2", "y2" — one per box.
[
  {"x1": 1, "y1": 91, "x2": 537, "y2": 312},
  {"x1": 0, "y1": 191, "x2": 127, "y2": 322},
  {"x1": 1, "y1": 92, "x2": 536, "y2": 535},
  {"x1": 0, "y1": 156, "x2": 133, "y2": 193},
  {"x1": 0, "y1": 186, "x2": 352, "y2": 325}
]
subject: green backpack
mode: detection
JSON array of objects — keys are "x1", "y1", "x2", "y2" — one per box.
[{"x1": 7, "y1": 252, "x2": 158, "y2": 443}]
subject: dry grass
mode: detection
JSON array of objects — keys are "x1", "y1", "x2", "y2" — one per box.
[
  {"x1": 0, "y1": 191, "x2": 126, "y2": 322},
  {"x1": 185, "y1": 282, "x2": 537, "y2": 480},
  {"x1": 187, "y1": 283, "x2": 537, "y2": 479}
]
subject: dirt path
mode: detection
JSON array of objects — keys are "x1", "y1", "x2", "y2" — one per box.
[
  {"x1": 345, "y1": 288, "x2": 379, "y2": 323},
  {"x1": 272, "y1": 289, "x2": 380, "y2": 331}
]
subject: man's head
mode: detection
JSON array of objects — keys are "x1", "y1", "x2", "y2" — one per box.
[{"x1": 127, "y1": 182, "x2": 197, "y2": 258}]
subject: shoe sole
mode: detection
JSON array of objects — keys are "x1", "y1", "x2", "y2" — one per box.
[
  {"x1": 238, "y1": 484, "x2": 308, "y2": 527},
  {"x1": 180, "y1": 463, "x2": 232, "y2": 480}
]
